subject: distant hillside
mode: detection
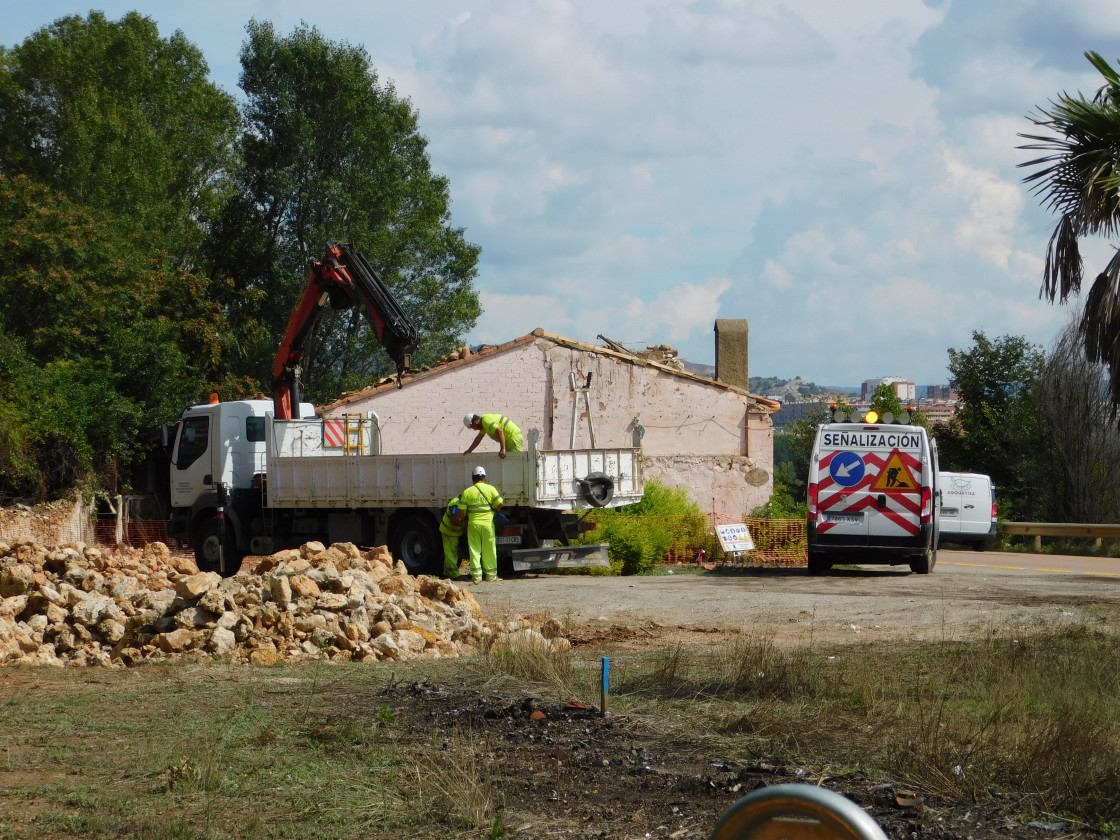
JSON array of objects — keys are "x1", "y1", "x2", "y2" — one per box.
[{"x1": 679, "y1": 364, "x2": 856, "y2": 398}]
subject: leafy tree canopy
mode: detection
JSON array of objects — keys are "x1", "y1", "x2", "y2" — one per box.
[
  {"x1": 0, "y1": 175, "x2": 243, "y2": 501},
  {"x1": 206, "y1": 20, "x2": 481, "y2": 403},
  {"x1": 0, "y1": 12, "x2": 238, "y2": 258},
  {"x1": 935, "y1": 331, "x2": 1044, "y2": 519}
]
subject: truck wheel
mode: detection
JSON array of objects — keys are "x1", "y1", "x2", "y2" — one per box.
[
  {"x1": 194, "y1": 517, "x2": 243, "y2": 578},
  {"x1": 909, "y1": 548, "x2": 936, "y2": 575},
  {"x1": 807, "y1": 551, "x2": 831, "y2": 575},
  {"x1": 389, "y1": 514, "x2": 440, "y2": 576}
]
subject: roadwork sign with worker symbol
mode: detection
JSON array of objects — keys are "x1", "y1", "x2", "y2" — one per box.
[{"x1": 872, "y1": 449, "x2": 919, "y2": 491}]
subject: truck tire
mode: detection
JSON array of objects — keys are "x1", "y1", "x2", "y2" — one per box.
[
  {"x1": 807, "y1": 550, "x2": 831, "y2": 575},
  {"x1": 579, "y1": 472, "x2": 615, "y2": 507},
  {"x1": 194, "y1": 517, "x2": 243, "y2": 578},
  {"x1": 389, "y1": 514, "x2": 440, "y2": 576},
  {"x1": 909, "y1": 548, "x2": 936, "y2": 575}
]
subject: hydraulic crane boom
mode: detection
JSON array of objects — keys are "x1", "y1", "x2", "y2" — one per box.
[{"x1": 273, "y1": 242, "x2": 420, "y2": 420}]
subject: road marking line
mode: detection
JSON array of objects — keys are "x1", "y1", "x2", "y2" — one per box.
[{"x1": 940, "y1": 561, "x2": 1120, "y2": 577}]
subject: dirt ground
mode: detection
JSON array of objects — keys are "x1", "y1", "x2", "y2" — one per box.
[
  {"x1": 471, "y1": 552, "x2": 1120, "y2": 650},
  {"x1": 402, "y1": 551, "x2": 1120, "y2": 839}
]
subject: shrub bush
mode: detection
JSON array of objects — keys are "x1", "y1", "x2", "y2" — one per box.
[{"x1": 577, "y1": 480, "x2": 711, "y2": 575}]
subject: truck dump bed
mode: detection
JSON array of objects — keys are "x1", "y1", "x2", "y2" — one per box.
[{"x1": 264, "y1": 417, "x2": 643, "y2": 510}]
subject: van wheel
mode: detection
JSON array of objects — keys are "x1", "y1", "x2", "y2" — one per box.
[
  {"x1": 389, "y1": 514, "x2": 440, "y2": 576},
  {"x1": 909, "y1": 548, "x2": 936, "y2": 574},
  {"x1": 807, "y1": 551, "x2": 831, "y2": 575}
]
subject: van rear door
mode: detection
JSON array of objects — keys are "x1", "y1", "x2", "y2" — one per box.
[{"x1": 815, "y1": 423, "x2": 927, "y2": 546}]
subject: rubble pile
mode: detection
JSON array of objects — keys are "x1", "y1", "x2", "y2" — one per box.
[{"x1": 0, "y1": 538, "x2": 568, "y2": 668}]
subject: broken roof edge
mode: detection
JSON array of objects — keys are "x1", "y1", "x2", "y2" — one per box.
[{"x1": 321, "y1": 327, "x2": 781, "y2": 413}]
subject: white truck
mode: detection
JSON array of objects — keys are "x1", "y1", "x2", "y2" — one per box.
[
  {"x1": 163, "y1": 398, "x2": 644, "y2": 577},
  {"x1": 162, "y1": 243, "x2": 643, "y2": 576}
]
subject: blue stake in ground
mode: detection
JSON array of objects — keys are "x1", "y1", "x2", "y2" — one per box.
[{"x1": 829, "y1": 451, "x2": 865, "y2": 487}]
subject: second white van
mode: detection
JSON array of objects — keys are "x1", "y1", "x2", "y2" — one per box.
[{"x1": 938, "y1": 472, "x2": 997, "y2": 550}]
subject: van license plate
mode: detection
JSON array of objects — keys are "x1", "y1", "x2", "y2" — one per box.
[
  {"x1": 825, "y1": 513, "x2": 862, "y2": 524},
  {"x1": 940, "y1": 507, "x2": 959, "y2": 517},
  {"x1": 497, "y1": 536, "x2": 521, "y2": 545}
]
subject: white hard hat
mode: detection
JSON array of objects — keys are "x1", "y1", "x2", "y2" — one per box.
[
  {"x1": 463, "y1": 413, "x2": 477, "y2": 428},
  {"x1": 472, "y1": 465, "x2": 486, "y2": 478}
]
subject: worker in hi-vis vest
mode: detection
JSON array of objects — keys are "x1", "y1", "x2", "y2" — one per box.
[
  {"x1": 463, "y1": 412, "x2": 523, "y2": 458},
  {"x1": 460, "y1": 465, "x2": 504, "y2": 582},
  {"x1": 439, "y1": 494, "x2": 466, "y2": 579}
]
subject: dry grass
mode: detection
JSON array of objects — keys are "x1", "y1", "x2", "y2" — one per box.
[
  {"x1": 1, "y1": 623, "x2": 1119, "y2": 836},
  {"x1": 609, "y1": 624, "x2": 1120, "y2": 828},
  {"x1": 409, "y1": 725, "x2": 505, "y2": 835}
]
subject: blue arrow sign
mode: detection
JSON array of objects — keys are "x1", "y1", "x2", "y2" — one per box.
[{"x1": 829, "y1": 451, "x2": 865, "y2": 487}]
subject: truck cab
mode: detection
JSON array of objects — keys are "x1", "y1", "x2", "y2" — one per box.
[{"x1": 165, "y1": 398, "x2": 313, "y2": 572}]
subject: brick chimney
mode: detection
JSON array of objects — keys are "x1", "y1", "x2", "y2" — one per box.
[{"x1": 714, "y1": 319, "x2": 749, "y2": 390}]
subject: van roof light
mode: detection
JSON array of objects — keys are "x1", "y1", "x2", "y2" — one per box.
[{"x1": 864, "y1": 410, "x2": 879, "y2": 424}]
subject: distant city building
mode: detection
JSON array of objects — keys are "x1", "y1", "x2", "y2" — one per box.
[
  {"x1": 925, "y1": 383, "x2": 955, "y2": 399},
  {"x1": 861, "y1": 376, "x2": 916, "y2": 402},
  {"x1": 916, "y1": 400, "x2": 958, "y2": 425}
]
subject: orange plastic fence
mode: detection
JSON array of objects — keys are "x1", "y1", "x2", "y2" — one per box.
[
  {"x1": 662, "y1": 516, "x2": 807, "y2": 568},
  {"x1": 97, "y1": 514, "x2": 809, "y2": 569}
]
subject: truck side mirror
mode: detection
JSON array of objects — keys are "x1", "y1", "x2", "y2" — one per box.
[{"x1": 160, "y1": 422, "x2": 178, "y2": 450}]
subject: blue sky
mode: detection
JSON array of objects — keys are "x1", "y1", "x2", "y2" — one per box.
[{"x1": 7, "y1": 1, "x2": 1120, "y2": 387}]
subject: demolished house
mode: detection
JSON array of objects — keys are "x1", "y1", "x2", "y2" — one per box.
[{"x1": 322, "y1": 320, "x2": 778, "y2": 521}]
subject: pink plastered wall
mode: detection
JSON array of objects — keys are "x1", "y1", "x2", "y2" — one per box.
[{"x1": 327, "y1": 337, "x2": 774, "y2": 519}]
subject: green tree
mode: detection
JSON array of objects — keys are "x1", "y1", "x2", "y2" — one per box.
[
  {"x1": 0, "y1": 12, "x2": 238, "y2": 258},
  {"x1": 206, "y1": 21, "x2": 481, "y2": 402},
  {"x1": 1020, "y1": 50, "x2": 1120, "y2": 409},
  {"x1": 0, "y1": 175, "x2": 238, "y2": 501},
  {"x1": 1035, "y1": 315, "x2": 1120, "y2": 523},
  {"x1": 935, "y1": 332, "x2": 1044, "y2": 520},
  {"x1": 868, "y1": 384, "x2": 903, "y2": 419}
]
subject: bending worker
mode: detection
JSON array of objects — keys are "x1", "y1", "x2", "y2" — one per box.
[
  {"x1": 439, "y1": 493, "x2": 466, "y2": 580},
  {"x1": 460, "y1": 465, "x2": 504, "y2": 583},
  {"x1": 464, "y1": 412, "x2": 523, "y2": 459}
]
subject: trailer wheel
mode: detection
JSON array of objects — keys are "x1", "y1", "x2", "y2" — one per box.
[
  {"x1": 579, "y1": 472, "x2": 615, "y2": 507},
  {"x1": 194, "y1": 517, "x2": 243, "y2": 578},
  {"x1": 389, "y1": 514, "x2": 440, "y2": 576}
]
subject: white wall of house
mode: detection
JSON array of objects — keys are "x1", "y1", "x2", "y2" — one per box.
[{"x1": 326, "y1": 335, "x2": 774, "y2": 519}]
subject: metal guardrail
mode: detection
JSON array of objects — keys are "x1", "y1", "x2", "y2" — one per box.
[
  {"x1": 1003, "y1": 521, "x2": 1120, "y2": 550},
  {"x1": 710, "y1": 783, "x2": 888, "y2": 839}
]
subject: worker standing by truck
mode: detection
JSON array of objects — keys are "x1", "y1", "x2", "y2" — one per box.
[
  {"x1": 464, "y1": 412, "x2": 523, "y2": 458},
  {"x1": 460, "y1": 466, "x2": 504, "y2": 582},
  {"x1": 439, "y1": 493, "x2": 466, "y2": 579}
]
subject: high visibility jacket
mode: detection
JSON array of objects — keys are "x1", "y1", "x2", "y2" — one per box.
[
  {"x1": 439, "y1": 495, "x2": 465, "y2": 537},
  {"x1": 460, "y1": 482, "x2": 503, "y2": 525},
  {"x1": 479, "y1": 414, "x2": 523, "y2": 451}
]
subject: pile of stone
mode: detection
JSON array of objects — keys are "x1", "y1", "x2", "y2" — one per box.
[{"x1": 0, "y1": 538, "x2": 568, "y2": 668}]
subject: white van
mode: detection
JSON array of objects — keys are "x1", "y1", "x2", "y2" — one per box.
[
  {"x1": 806, "y1": 407, "x2": 940, "y2": 574},
  {"x1": 937, "y1": 472, "x2": 997, "y2": 550}
]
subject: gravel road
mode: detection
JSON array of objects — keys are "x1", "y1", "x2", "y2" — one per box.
[{"x1": 471, "y1": 549, "x2": 1120, "y2": 647}]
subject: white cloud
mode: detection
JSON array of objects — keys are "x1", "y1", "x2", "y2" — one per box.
[
  {"x1": 6, "y1": 0, "x2": 1116, "y2": 386},
  {"x1": 940, "y1": 146, "x2": 1024, "y2": 270},
  {"x1": 625, "y1": 278, "x2": 732, "y2": 342}
]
